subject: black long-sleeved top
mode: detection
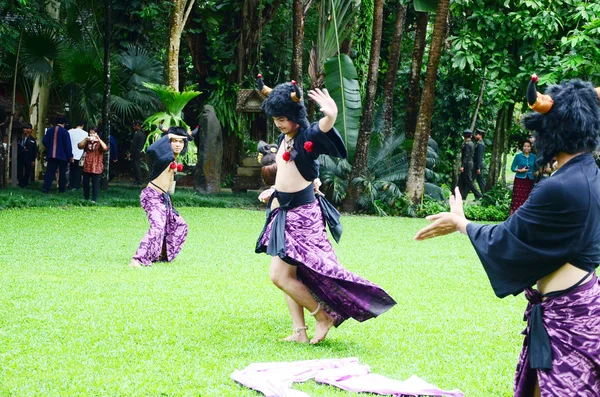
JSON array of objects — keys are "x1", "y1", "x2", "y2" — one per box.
[
  {"x1": 461, "y1": 140, "x2": 475, "y2": 168},
  {"x1": 467, "y1": 153, "x2": 600, "y2": 298},
  {"x1": 18, "y1": 135, "x2": 37, "y2": 162},
  {"x1": 276, "y1": 122, "x2": 347, "y2": 181},
  {"x1": 474, "y1": 141, "x2": 485, "y2": 170}
]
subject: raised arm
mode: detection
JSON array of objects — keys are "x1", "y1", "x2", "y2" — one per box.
[{"x1": 308, "y1": 88, "x2": 337, "y2": 133}]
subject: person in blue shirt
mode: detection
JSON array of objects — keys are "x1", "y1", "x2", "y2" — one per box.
[
  {"x1": 510, "y1": 140, "x2": 537, "y2": 214},
  {"x1": 42, "y1": 117, "x2": 73, "y2": 193}
]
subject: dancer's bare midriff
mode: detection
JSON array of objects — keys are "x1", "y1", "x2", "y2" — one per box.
[
  {"x1": 537, "y1": 262, "x2": 592, "y2": 297},
  {"x1": 148, "y1": 166, "x2": 176, "y2": 195}
]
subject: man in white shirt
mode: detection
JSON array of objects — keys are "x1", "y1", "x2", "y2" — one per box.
[{"x1": 68, "y1": 122, "x2": 88, "y2": 190}]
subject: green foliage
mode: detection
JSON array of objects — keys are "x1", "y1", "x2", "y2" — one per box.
[
  {"x1": 351, "y1": 0, "x2": 374, "y2": 96},
  {"x1": 206, "y1": 83, "x2": 249, "y2": 139},
  {"x1": 320, "y1": 131, "x2": 440, "y2": 215},
  {"x1": 324, "y1": 54, "x2": 362, "y2": 160},
  {"x1": 414, "y1": 0, "x2": 439, "y2": 13},
  {"x1": 317, "y1": 0, "x2": 361, "y2": 69}
]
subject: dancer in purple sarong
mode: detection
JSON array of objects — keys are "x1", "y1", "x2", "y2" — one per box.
[
  {"x1": 255, "y1": 75, "x2": 396, "y2": 344},
  {"x1": 415, "y1": 75, "x2": 600, "y2": 397},
  {"x1": 129, "y1": 126, "x2": 190, "y2": 268}
]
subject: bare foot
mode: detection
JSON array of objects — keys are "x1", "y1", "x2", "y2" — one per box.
[
  {"x1": 282, "y1": 328, "x2": 309, "y2": 343},
  {"x1": 310, "y1": 313, "x2": 334, "y2": 344},
  {"x1": 128, "y1": 259, "x2": 142, "y2": 268}
]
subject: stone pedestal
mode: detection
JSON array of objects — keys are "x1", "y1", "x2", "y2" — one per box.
[{"x1": 232, "y1": 154, "x2": 264, "y2": 193}]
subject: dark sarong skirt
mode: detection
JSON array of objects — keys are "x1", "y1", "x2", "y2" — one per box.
[
  {"x1": 514, "y1": 274, "x2": 600, "y2": 396},
  {"x1": 256, "y1": 191, "x2": 396, "y2": 327},
  {"x1": 510, "y1": 177, "x2": 535, "y2": 215}
]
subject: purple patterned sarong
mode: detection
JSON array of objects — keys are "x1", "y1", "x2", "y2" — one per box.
[
  {"x1": 514, "y1": 273, "x2": 600, "y2": 396},
  {"x1": 257, "y1": 198, "x2": 396, "y2": 327},
  {"x1": 133, "y1": 186, "x2": 188, "y2": 266}
]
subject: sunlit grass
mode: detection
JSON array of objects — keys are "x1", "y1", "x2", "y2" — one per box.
[{"x1": 0, "y1": 207, "x2": 525, "y2": 396}]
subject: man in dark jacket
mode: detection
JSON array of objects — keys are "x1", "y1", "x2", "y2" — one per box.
[
  {"x1": 458, "y1": 129, "x2": 482, "y2": 200},
  {"x1": 130, "y1": 121, "x2": 146, "y2": 185},
  {"x1": 42, "y1": 117, "x2": 73, "y2": 193},
  {"x1": 17, "y1": 123, "x2": 38, "y2": 188},
  {"x1": 473, "y1": 129, "x2": 486, "y2": 195}
]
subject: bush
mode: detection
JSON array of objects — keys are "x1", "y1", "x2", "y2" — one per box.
[{"x1": 373, "y1": 189, "x2": 510, "y2": 222}]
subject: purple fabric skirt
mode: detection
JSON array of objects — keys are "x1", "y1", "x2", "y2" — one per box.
[
  {"x1": 257, "y1": 200, "x2": 396, "y2": 327},
  {"x1": 133, "y1": 186, "x2": 188, "y2": 266},
  {"x1": 514, "y1": 274, "x2": 600, "y2": 396}
]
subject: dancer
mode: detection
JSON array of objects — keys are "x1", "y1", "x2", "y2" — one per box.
[
  {"x1": 129, "y1": 126, "x2": 190, "y2": 268},
  {"x1": 255, "y1": 75, "x2": 396, "y2": 344},
  {"x1": 415, "y1": 75, "x2": 600, "y2": 397}
]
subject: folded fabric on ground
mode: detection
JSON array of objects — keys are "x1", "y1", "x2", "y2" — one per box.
[{"x1": 231, "y1": 357, "x2": 464, "y2": 397}]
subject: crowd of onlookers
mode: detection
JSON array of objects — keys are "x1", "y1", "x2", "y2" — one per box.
[{"x1": 16, "y1": 117, "x2": 148, "y2": 203}]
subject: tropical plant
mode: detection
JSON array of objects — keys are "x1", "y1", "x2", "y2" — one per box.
[
  {"x1": 141, "y1": 82, "x2": 201, "y2": 165},
  {"x1": 308, "y1": 0, "x2": 361, "y2": 120},
  {"x1": 323, "y1": 54, "x2": 362, "y2": 161},
  {"x1": 320, "y1": 131, "x2": 440, "y2": 215},
  {"x1": 58, "y1": 44, "x2": 163, "y2": 126}
]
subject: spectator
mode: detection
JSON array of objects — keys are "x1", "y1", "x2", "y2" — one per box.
[
  {"x1": 510, "y1": 141, "x2": 538, "y2": 214},
  {"x1": 130, "y1": 121, "x2": 146, "y2": 185},
  {"x1": 17, "y1": 123, "x2": 37, "y2": 188},
  {"x1": 473, "y1": 129, "x2": 486, "y2": 195},
  {"x1": 68, "y1": 121, "x2": 88, "y2": 190},
  {"x1": 458, "y1": 129, "x2": 482, "y2": 200},
  {"x1": 78, "y1": 128, "x2": 107, "y2": 203},
  {"x1": 42, "y1": 117, "x2": 73, "y2": 193}
]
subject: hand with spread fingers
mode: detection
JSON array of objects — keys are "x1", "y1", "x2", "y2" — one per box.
[
  {"x1": 308, "y1": 88, "x2": 338, "y2": 119},
  {"x1": 414, "y1": 187, "x2": 470, "y2": 241}
]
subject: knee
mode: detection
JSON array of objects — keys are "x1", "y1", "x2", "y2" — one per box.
[{"x1": 270, "y1": 267, "x2": 287, "y2": 289}]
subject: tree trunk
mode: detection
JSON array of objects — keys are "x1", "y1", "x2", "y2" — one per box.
[
  {"x1": 486, "y1": 103, "x2": 513, "y2": 191},
  {"x1": 404, "y1": 12, "x2": 429, "y2": 140},
  {"x1": 341, "y1": 0, "x2": 385, "y2": 213},
  {"x1": 405, "y1": 0, "x2": 450, "y2": 205},
  {"x1": 167, "y1": 0, "x2": 195, "y2": 90},
  {"x1": 291, "y1": 0, "x2": 304, "y2": 84},
  {"x1": 470, "y1": 74, "x2": 486, "y2": 131},
  {"x1": 30, "y1": 0, "x2": 60, "y2": 180},
  {"x1": 101, "y1": 0, "x2": 112, "y2": 189},
  {"x1": 382, "y1": 1, "x2": 407, "y2": 139},
  {"x1": 6, "y1": 30, "x2": 22, "y2": 188}
]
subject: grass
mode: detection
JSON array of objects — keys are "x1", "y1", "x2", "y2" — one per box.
[{"x1": 0, "y1": 205, "x2": 526, "y2": 396}]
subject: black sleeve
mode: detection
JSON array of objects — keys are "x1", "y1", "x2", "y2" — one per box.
[{"x1": 467, "y1": 178, "x2": 587, "y2": 297}]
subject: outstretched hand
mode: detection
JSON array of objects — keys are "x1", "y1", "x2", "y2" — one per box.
[
  {"x1": 308, "y1": 88, "x2": 338, "y2": 120},
  {"x1": 414, "y1": 187, "x2": 468, "y2": 241}
]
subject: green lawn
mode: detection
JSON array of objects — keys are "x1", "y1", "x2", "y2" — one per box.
[{"x1": 0, "y1": 206, "x2": 526, "y2": 396}]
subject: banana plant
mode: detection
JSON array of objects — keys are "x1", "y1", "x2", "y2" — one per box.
[{"x1": 323, "y1": 54, "x2": 361, "y2": 161}]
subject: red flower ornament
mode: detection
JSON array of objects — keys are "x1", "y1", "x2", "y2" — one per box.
[
  {"x1": 169, "y1": 162, "x2": 177, "y2": 170},
  {"x1": 282, "y1": 151, "x2": 291, "y2": 162},
  {"x1": 304, "y1": 141, "x2": 313, "y2": 152},
  {"x1": 177, "y1": 163, "x2": 184, "y2": 172}
]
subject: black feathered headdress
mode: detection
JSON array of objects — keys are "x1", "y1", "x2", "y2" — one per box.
[
  {"x1": 523, "y1": 75, "x2": 600, "y2": 166},
  {"x1": 257, "y1": 75, "x2": 309, "y2": 129}
]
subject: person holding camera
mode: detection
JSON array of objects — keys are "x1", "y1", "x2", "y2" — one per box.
[
  {"x1": 78, "y1": 128, "x2": 107, "y2": 203},
  {"x1": 510, "y1": 140, "x2": 538, "y2": 214}
]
